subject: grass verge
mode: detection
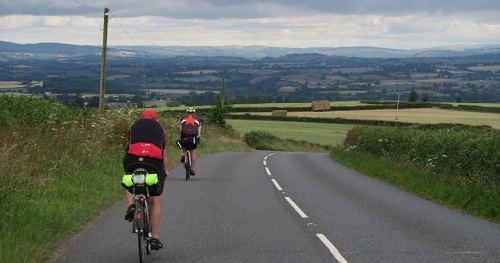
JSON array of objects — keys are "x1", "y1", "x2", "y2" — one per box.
[{"x1": 330, "y1": 148, "x2": 500, "y2": 224}]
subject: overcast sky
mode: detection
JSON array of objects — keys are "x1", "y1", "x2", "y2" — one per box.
[{"x1": 1, "y1": 0, "x2": 499, "y2": 50}]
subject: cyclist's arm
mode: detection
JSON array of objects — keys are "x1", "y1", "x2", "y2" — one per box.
[
  {"x1": 163, "y1": 135, "x2": 169, "y2": 177},
  {"x1": 125, "y1": 129, "x2": 130, "y2": 150}
]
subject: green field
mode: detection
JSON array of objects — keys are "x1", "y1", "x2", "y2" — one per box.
[
  {"x1": 157, "y1": 101, "x2": 366, "y2": 111},
  {"x1": 227, "y1": 119, "x2": 352, "y2": 146},
  {"x1": 168, "y1": 102, "x2": 500, "y2": 146},
  {"x1": 233, "y1": 101, "x2": 366, "y2": 108},
  {"x1": 151, "y1": 89, "x2": 219, "y2": 94}
]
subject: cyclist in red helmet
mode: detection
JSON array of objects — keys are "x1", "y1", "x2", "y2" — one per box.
[{"x1": 123, "y1": 109, "x2": 169, "y2": 250}]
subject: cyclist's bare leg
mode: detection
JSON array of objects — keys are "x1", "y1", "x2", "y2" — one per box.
[
  {"x1": 191, "y1": 149, "x2": 197, "y2": 171},
  {"x1": 147, "y1": 195, "x2": 162, "y2": 239},
  {"x1": 126, "y1": 191, "x2": 134, "y2": 206}
]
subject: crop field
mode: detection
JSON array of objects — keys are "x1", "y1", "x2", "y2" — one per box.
[
  {"x1": 351, "y1": 74, "x2": 391, "y2": 81},
  {"x1": 230, "y1": 105, "x2": 498, "y2": 144},
  {"x1": 236, "y1": 68, "x2": 280, "y2": 75},
  {"x1": 410, "y1": 73, "x2": 439, "y2": 79},
  {"x1": 0, "y1": 81, "x2": 23, "y2": 89},
  {"x1": 107, "y1": 75, "x2": 130, "y2": 80},
  {"x1": 176, "y1": 75, "x2": 221, "y2": 82},
  {"x1": 177, "y1": 69, "x2": 218, "y2": 75},
  {"x1": 148, "y1": 89, "x2": 219, "y2": 94},
  {"x1": 329, "y1": 67, "x2": 376, "y2": 74},
  {"x1": 240, "y1": 108, "x2": 500, "y2": 129},
  {"x1": 235, "y1": 101, "x2": 366, "y2": 108},
  {"x1": 467, "y1": 65, "x2": 500, "y2": 72}
]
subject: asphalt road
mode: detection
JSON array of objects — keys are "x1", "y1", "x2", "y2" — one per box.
[{"x1": 52, "y1": 151, "x2": 500, "y2": 263}]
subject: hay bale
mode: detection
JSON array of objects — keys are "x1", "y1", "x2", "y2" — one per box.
[
  {"x1": 272, "y1": 110, "x2": 287, "y2": 117},
  {"x1": 311, "y1": 100, "x2": 330, "y2": 111}
]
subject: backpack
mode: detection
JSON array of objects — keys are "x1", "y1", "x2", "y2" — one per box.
[{"x1": 180, "y1": 114, "x2": 201, "y2": 135}]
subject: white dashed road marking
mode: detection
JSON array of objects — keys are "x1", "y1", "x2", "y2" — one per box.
[
  {"x1": 284, "y1": 197, "x2": 309, "y2": 218},
  {"x1": 265, "y1": 167, "x2": 272, "y2": 176},
  {"x1": 317, "y1": 234, "x2": 349, "y2": 263},
  {"x1": 263, "y1": 153, "x2": 348, "y2": 263},
  {"x1": 271, "y1": 179, "x2": 283, "y2": 191}
]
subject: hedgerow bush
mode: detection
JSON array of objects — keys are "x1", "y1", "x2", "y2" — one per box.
[
  {"x1": 0, "y1": 95, "x2": 71, "y2": 127},
  {"x1": 341, "y1": 124, "x2": 500, "y2": 185},
  {"x1": 228, "y1": 113, "x2": 414, "y2": 127}
]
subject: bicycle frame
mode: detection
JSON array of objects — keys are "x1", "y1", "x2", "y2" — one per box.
[
  {"x1": 177, "y1": 137, "x2": 195, "y2": 181},
  {"x1": 131, "y1": 170, "x2": 152, "y2": 262}
]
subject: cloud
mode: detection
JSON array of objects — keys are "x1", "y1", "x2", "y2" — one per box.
[
  {"x1": 1, "y1": 0, "x2": 499, "y2": 49},
  {"x1": 3, "y1": 0, "x2": 500, "y2": 18}
]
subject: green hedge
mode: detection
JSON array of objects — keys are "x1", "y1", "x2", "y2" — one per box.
[
  {"x1": 342, "y1": 124, "x2": 500, "y2": 184},
  {"x1": 438, "y1": 104, "x2": 500, "y2": 114},
  {"x1": 229, "y1": 102, "x2": 434, "y2": 113},
  {"x1": 227, "y1": 113, "x2": 414, "y2": 127}
]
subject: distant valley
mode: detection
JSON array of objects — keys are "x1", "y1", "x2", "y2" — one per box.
[{"x1": 1, "y1": 40, "x2": 500, "y2": 107}]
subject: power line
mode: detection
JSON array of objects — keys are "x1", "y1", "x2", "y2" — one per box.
[
  {"x1": 109, "y1": 11, "x2": 156, "y2": 64},
  {"x1": 71, "y1": 0, "x2": 100, "y2": 11},
  {"x1": 71, "y1": 1, "x2": 157, "y2": 64}
]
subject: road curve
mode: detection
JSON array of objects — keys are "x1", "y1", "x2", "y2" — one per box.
[{"x1": 52, "y1": 151, "x2": 500, "y2": 263}]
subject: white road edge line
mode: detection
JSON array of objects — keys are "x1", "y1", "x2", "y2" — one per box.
[
  {"x1": 271, "y1": 179, "x2": 283, "y2": 191},
  {"x1": 265, "y1": 167, "x2": 272, "y2": 176},
  {"x1": 284, "y1": 197, "x2": 308, "y2": 218},
  {"x1": 263, "y1": 160, "x2": 267, "y2": 166},
  {"x1": 316, "y1": 234, "x2": 348, "y2": 263}
]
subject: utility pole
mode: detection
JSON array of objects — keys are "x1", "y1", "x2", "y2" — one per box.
[
  {"x1": 220, "y1": 77, "x2": 225, "y2": 107},
  {"x1": 396, "y1": 93, "x2": 400, "y2": 120},
  {"x1": 99, "y1": 7, "x2": 109, "y2": 111}
]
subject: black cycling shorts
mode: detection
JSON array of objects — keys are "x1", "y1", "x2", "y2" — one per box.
[
  {"x1": 181, "y1": 133, "x2": 199, "y2": 150},
  {"x1": 123, "y1": 153, "x2": 165, "y2": 196}
]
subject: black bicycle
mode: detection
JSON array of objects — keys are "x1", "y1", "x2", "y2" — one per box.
[
  {"x1": 177, "y1": 137, "x2": 196, "y2": 181},
  {"x1": 127, "y1": 168, "x2": 155, "y2": 263}
]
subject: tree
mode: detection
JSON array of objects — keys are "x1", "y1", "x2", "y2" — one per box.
[
  {"x1": 408, "y1": 90, "x2": 418, "y2": 102},
  {"x1": 66, "y1": 93, "x2": 85, "y2": 108},
  {"x1": 207, "y1": 95, "x2": 232, "y2": 128},
  {"x1": 87, "y1": 96, "x2": 100, "y2": 108},
  {"x1": 422, "y1": 95, "x2": 429, "y2": 103}
]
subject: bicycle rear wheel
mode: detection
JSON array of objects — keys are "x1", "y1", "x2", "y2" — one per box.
[
  {"x1": 135, "y1": 202, "x2": 146, "y2": 263},
  {"x1": 143, "y1": 205, "x2": 151, "y2": 255},
  {"x1": 185, "y1": 151, "x2": 191, "y2": 181}
]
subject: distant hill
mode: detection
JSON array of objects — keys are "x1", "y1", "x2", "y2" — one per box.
[{"x1": 1, "y1": 40, "x2": 500, "y2": 60}]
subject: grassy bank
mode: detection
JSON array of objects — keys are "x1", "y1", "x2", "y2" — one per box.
[
  {"x1": 332, "y1": 124, "x2": 500, "y2": 223},
  {"x1": 331, "y1": 148, "x2": 500, "y2": 224}
]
